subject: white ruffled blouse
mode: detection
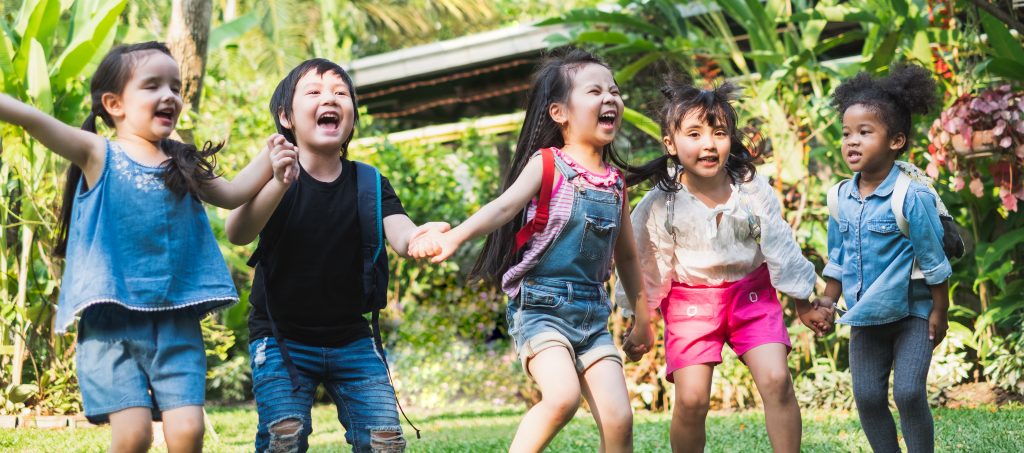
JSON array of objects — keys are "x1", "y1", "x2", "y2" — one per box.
[{"x1": 616, "y1": 174, "x2": 816, "y2": 315}]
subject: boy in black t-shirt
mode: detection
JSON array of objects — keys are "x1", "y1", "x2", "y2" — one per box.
[{"x1": 226, "y1": 59, "x2": 446, "y2": 453}]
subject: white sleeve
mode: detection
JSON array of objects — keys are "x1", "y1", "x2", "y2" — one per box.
[
  {"x1": 615, "y1": 189, "x2": 674, "y2": 316},
  {"x1": 749, "y1": 176, "x2": 816, "y2": 299}
]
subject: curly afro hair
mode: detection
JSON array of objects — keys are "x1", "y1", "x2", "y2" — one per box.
[{"x1": 831, "y1": 63, "x2": 940, "y2": 154}]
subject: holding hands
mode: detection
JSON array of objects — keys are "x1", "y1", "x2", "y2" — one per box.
[
  {"x1": 798, "y1": 297, "x2": 836, "y2": 337},
  {"x1": 408, "y1": 229, "x2": 461, "y2": 263},
  {"x1": 267, "y1": 134, "x2": 299, "y2": 185}
]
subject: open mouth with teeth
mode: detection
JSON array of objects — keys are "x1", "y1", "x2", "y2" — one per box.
[
  {"x1": 846, "y1": 150, "x2": 862, "y2": 162},
  {"x1": 154, "y1": 108, "x2": 175, "y2": 122},
  {"x1": 317, "y1": 112, "x2": 341, "y2": 131},
  {"x1": 598, "y1": 112, "x2": 617, "y2": 127},
  {"x1": 697, "y1": 155, "x2": 720, "y2": 164}
]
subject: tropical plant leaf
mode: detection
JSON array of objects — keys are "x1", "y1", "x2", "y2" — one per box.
[
  {"x1": 208, "y1": 11, "x2": 260, "y2": 50},
  {"x1": 26, "y1": 38, "x2": 51, "y2": 114},
  {"x1": 615, "y1": 52, "x2": 660, "y2": 82},
  {"x1": 623, "y1": 107, "x2": 660, "y2": 140},
  {"x1": 980, "y1": 11, "x2": 1024, "y2": 63},
  {"x1": 538, "y1": 9, "x2": 664, "y2": 36},
  {"x1": 51, "y1": 0, "x2": 128, "y2": 88}
]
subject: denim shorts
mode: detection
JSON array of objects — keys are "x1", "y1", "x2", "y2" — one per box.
[
  {"x1": 507, "y1": 277, "x2": 621, "y2": 375},
  {"x1": 76, "y1": 303, "x2": 206, "y2": 424},
  {"x1": 250, "y1": 336, "x2": 405, "y2": 453}
]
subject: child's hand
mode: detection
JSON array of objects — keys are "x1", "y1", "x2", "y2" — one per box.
[
  {"x1": 928, "y1": 310, "x2": 948, "y2": 347},
  {"x1": 267, "y1": 134, "x2": 298, "y2": 184},
  {"x1": 424, "y1": 231, "x2": 461, "y2": 263},
  {"x1": 622, "y1": 317, "x2": 653, "y2": 362},
  {"x1": 797, "y1": 299, "x2": 833, "y2": 337},
  {"x1": 407, "y1": 222, "x2": 450, "y2": 258}
]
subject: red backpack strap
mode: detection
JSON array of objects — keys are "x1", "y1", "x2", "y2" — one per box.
[{"x1": 514, "y1": 148, "x2": 555, "y2": 252}]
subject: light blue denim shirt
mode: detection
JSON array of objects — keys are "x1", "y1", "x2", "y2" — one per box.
[{"x1": 823, "y1": 164, "x2": 952, "y2": 326}]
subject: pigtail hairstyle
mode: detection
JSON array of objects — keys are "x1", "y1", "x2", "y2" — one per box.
[
  {"x1": 55, "y1": 41, "x2": 221, "y2": 257},
  {"x1": 469, "y1": 48, "x2": 629, "y2": 284},
  {"x1": 622, "y1": 75, "x2": 757, "y2": 190},
  {"x1": 830, "y1": 63, "x2": 939, "y2": 153}
]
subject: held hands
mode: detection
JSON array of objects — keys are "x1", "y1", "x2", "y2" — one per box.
[
  {"x1": 798, "y1": 297, "x2": 835, "y2": 337},
  {"x1": 408, "y1": 228, "x2": 461, "y2": 263},
  {"x1": 622, "y1": 313, "x2": 654, "y2": 362},
  {"x1": 407, "y1": 223, "x2": 453, "y2": 261},
  {"x1": 267, "y1": 134, "x2": 299, "y2": 185}
]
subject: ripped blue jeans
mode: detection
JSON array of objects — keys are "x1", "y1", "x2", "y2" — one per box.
[{"x1": 250, "y1": 336, "x2": 405, "y2": 452}]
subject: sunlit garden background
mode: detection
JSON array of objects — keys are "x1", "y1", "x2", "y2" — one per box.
[{"x1": 1, "y1": 0, "x2": 1023, "y2": 451}]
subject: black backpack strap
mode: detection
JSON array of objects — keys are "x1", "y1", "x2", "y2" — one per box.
[{"x1": 353, "y1": 161, "x2": 420, "y2": 438}]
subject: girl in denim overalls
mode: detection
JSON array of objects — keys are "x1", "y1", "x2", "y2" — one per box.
[
  {"x1": 409, "y1": 49, "x2": 654, "y2": 452},
  {"x1": 620, "y1": 79, "x2": 834, "y2": 453},
  {"x1": 0, "y1": 42, "x2": 280, "y2": 451},
  {"x1": 820, "y1": 64, "x2": 951, "y2": 453}
]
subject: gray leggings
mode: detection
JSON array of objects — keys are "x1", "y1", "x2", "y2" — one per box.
[{"x1": 850, "y1": 316, "x2": 934, "y2": 453}]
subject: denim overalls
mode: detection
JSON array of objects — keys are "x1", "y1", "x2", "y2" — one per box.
[{"x1": 507, "y1": 154, "x2": 624, "y2": 374}]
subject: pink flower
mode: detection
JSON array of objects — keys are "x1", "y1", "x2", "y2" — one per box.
[
  {"x1": 970, "y1": 177, "x2": 985, "y2": 197},
  {"x1": 1000, "y1": 187, "x2": 1019, "y2": 212},
  {"x1": 926, "y1": 162, "x2": 940, "y2": 179},
  {"x1": 953, "y1": 174, "x2": 966, "y2": 191}
]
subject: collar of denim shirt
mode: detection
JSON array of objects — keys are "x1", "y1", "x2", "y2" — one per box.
[{"x1": 848, "y1": 164, "x2": 900, "y2": 201}]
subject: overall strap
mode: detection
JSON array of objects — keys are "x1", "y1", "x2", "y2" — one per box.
[{"x1": 514, "y1": 148, "x2": 555, "y2": 252}]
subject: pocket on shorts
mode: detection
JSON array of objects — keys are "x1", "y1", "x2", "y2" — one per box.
[
  {"x1": 666, "y1": 302, "x2": 715, "y2": 321},
  {"x1": 521, "y1": 286, "x2": 565, "y2": 309},
  {"x1": 579, "y1": 215, "x2": 617, "y2": 262}
]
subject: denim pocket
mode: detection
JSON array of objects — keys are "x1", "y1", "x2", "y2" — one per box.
[
  {"x1": 580, "y1": 215, "x2": 616, "y2": 261},
  {"x1": 867, "y1": 219, "x2": 900, "y2": 234},
  {"x1": 521, "y1": 286, "x2": 565, "y2": 309},
  {"x1": 838, "y1": 219, "x2": 850, "y2": 233}
]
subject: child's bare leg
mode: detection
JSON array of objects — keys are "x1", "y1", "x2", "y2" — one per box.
[
  {"x1": 161, "y1": 405, "x2": 205, "y2": 453},
  {"x1": 670, "y1": 365, "x2": 713, "y2": 453},
  {"x1": 510, "y1": 346, "x2": 582, "y2": 453},
  {"x1": 741, "y1": 344, "x2": 800, "y2": 453},
  {"x1": 581, "y1": 359, "x2": 633, "y2": 453},
  {"x1": 108, "y1": 407, "x2": 153, "y2": 453}
]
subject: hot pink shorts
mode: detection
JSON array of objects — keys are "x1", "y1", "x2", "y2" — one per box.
[{"x1": 660, "y1": 264, "x2": 791, "y2": 382}]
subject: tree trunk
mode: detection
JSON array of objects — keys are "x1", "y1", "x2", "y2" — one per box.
[{"x1": 167, "y1": 0, "x2": 212, "y2": 144}]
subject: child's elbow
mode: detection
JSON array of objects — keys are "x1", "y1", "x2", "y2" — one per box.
[{"x1": 224, "y1": 218, "x2": 253, "y2": 245}]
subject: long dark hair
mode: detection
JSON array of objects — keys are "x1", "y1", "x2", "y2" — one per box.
[
  {"x1": 469, "y1": 48, "x2": 630, "y2": 284},
  {"x1": 623, "y1": 76, "x2": 757, "y2": 191},
  {"x1": 830, "y1": 63, "x2": 939, "y2": 154},
  {"x1": 55, "y1": 41, "x2": 220, "y2": 256},
  {"x1": 269, "y1": 58, "x2": 359, "y2": 157}
]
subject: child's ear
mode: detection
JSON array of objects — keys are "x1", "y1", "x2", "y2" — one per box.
[
  {"x1": 889, "y1": 132, "x2": 906, "y2": 152},
  {"x1": 100, "y1": 93, "x2": 123, "y2": 120},
  {"x1": 278, "y1": 109, "x2": 293, "y2": 129},
  {"x1": 663, "y1": 136, "x2": 677, "y2": 156},
  {"x1": 548, "y1": 102, "x2": 568, "y2": 127}
]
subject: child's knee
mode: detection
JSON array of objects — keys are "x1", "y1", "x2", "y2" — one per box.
[
  {"x1": 268, "y1": 418, "x2": 304, "y2": 453},
  {"x1": 674, "y1": 392, "x2": 710, "y2": 418},
  {"x1": 369, "y1": 428, "x2": 407, "y2": 452},
  {"x1": 758, "y1": 369, "x2": 795, "y2": 403},
  {"x1": 892, "y1": 385, "x2": 927, "y2": 410},
  {"x1": 164, "y1": 415, "x2": 204, "y2": 441},
  {"x1": 542, "y1": 392, "x2": 581, "y2": 423},
  {"x1": 112, "y1": 425, "x2": 153, "y2": 452}
]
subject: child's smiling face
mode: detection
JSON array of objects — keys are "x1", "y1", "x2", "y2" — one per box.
[
  {"x1": 841, "y1": 103, "x2": 904, "y2": 174},
  {"x1": 664, "y1": 109, "x2": 732, "y2": 181},
  {"x1": 108, "y1": 50, "x2": 183, "y2": 142},
  {"x1": 553, "y1": 63, "x2": 623, "y2": 148},
  {"x1": 280, "y1": 69, "x2": 355, "y2": 153}
]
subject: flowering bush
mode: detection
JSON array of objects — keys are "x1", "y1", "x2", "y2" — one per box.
[{"x1": 927, "y1": 86, "x2": 1024, "y2": 211}]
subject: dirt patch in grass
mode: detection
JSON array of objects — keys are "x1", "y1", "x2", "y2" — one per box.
[{"x1": 941, "y1": 382, "x2": 1024, "y2": 408}]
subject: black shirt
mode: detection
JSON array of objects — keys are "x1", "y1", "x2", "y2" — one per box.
[{"x1": 248, "y1": 159, "x2": 405, "y2": 347}]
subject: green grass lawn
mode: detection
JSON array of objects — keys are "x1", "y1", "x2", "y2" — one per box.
[{"x1": 2, "y1": 404, "x2": 1022, "y2": 452}]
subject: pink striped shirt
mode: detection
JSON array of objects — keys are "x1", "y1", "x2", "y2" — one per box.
[{"x1": 501, "y1": 148, "x2": 623, "y2": 297}]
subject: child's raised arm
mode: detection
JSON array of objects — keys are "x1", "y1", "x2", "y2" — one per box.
[
  {"x1": 0, "y1": 93, "x2": 106, "y2": 179},
  {"x1": 197, "y1": 143, "x2": 274, "y2": 210},
  {"x1": 225, "y1": 135, "x2": 297, "y2": 244},
  {"x1": 415, "y1": 155, "x2": 547, "y2": 263}
]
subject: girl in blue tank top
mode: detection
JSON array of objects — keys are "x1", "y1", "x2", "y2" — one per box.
[{"x1": 0, "y1": 42, "x2": 287, "y2": 451}]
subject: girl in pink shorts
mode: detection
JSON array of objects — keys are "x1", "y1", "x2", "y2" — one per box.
[{"x1": 617, "y1": 78, "x2": 833, "y2": 453}]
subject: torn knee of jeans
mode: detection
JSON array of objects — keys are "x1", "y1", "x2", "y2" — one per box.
[
  {"x1": 268, "y1": 418, "x2": 303, "y2": 453},
  {"x1": 369, "y1": 427, "x2": 406, "y2": 452}
]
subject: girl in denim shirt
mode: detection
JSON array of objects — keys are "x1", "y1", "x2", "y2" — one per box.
[
  {"x1": 410, "y1": 49, "x2": 653, "y2": 452},
  {"x1": 0, "y1": 42, "x2": 280, "y2": 451},
  {"x1": 820, "y1": 64, "x2": 952, "y2": 453},
  {"x1": 619, "y1": 78, "x2": 833, "y2": 453}
]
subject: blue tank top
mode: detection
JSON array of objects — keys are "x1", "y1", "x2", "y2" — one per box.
[{"x1": 55, "y1": 140, "x2": 238, "y2": 332}]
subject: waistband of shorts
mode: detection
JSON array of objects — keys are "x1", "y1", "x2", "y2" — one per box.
[
  {"x1": 670, "y1": 263, "x2": 770, "y2": 292},
  {"x1": 520, "y1": 276, "x2": 606, "y2": 299}
]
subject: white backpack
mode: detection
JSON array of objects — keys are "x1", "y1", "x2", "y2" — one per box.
[{"x1": 826, "y1": 161, "x2": 963, "y2": 280}]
